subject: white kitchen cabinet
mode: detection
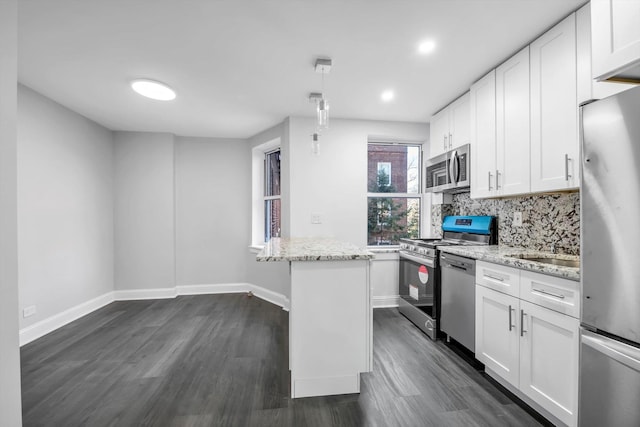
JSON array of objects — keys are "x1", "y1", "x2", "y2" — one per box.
[
  {"x1": 520, "y1": 269, "x2": 581, "y2": 319},
  {"x1": 530, "y1": 14, "x2": 579, "y2": 193},
  {"x1": 429, "y1": 108, "x2": 449, "y2": 157},
  {"x1": 475, "y1": 285, "x2": 520, "y2": 386},
  {"x1": 591, "y1": 0, "x2": 640, "y2": 83},
  {"x1": 576, "y1": 4, "x2": 635, "y2": 104},
  {"x1": 475, "y1": 260, "x2": 520, "y2": 297},
  {"x1": 471, "y1": 47, "x2": 530, "y2": 199},
  {"x1": 475, "y1": 261, "x2": 579, "y2": 426},
  {"x1": 470, "y1": 71, "x2": 496, "y2": 198},
  {"x1": 519, "y1": 300, "x2": 579, "y2": 427},
  {"x1": 449, "y1": 93, "x2": 471, "y2": 150},
  {"x1": 496, "y1": 47, "x2": 530, "y2": 196},
  {"x1": 531, "y1": 14, "x2": 580, "y2": 192},
  {"x1": 429, "y1": 92, "x2": 470, "y2": 158}
]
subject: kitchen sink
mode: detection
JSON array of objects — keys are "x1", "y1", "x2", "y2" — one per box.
[{"x1": 508, "y1": 255, "x2": 580, "y2": 268}]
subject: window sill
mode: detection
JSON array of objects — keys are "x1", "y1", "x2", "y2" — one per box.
[{"x1": 248, "y1": 245, "x2": 264, "y2": 254}]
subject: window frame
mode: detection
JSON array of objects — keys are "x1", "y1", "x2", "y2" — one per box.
[
  {"x1": 251, "y1": 137, "x2": 281, "y2": 249},
  {"x1": 367, "y1": 141, "x2": 423, "y2": 247},
  {"x1": 263, "y1": 148, "x2": 281, "y2": 242}
]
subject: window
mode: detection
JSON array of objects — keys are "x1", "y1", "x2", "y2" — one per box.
[
  {"x1": 377, "y1": 162, "x2": 391, "y2": 187},
  {"x1": 264, "y1": 149, "x2": 281, "y2": 241},
  {"x1": 367, "y1": 143, "x2": 421, "y2": 246}
]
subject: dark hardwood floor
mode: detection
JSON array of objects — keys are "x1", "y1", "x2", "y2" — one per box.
[{"x1": 21, "y1": 294, "x2": 543, "y2": 426}]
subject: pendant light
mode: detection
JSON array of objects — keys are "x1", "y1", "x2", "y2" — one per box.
[
  {"x1": 311, "y1": 132, "x2": 320, "y2": 156},
  {"x1": 313, "y1": 58, "x2": 332, "y2": 131}
]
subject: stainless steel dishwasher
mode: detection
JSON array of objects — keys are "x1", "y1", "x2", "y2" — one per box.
[{"x1": 439, "y1": 252, "x2": 476, "y2": 353}]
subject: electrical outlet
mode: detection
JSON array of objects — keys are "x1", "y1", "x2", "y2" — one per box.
[
  {"x1": 311, "y1": 213, "x2": 322, "y2": 224},
  {"x1": 513, "y1": 212, "x2": 523, "y2": 227},
  {"x1": 23, "y1": 305, "x2": 36, "y2": 318}
]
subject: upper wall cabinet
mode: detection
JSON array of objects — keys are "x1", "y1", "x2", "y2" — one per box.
[
  {"x1": 591, "y1": 0, "x2": 640, "y2": 83},
  {"x1": 429, "y1": 92, "x2": 470, "y2": 158},
  {"x1": 496, "y1": 47, "x2": 530, "y2": 196},
  {"x1": 471, "y1": 47, "x2": 530, "y2": 199},
  {"x1": 470, "y1": 71, "x2": 496, "y2": 198},
  {"x1": 530, "y1": 14, "x2": 579, "y2": 193},
  {"x1": 576, "y1": 4, "x2": 635, "y2": 104}
]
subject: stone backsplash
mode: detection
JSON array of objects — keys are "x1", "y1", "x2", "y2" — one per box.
[{"x1": 431, "y1": 191, "x2": 580, "y2": 255}]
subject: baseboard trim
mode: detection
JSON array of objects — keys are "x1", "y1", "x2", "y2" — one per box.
[
  {"x1": 249, "y1": 284, "x2": 290, "y2": 311},
  {"x1": 177, "y1": 283, "x2": 249, "y2": 296},
  {"x1": 113, "y1": 287, "x2": 178, "y2": 300},
  {"x1": 19, "y1": 283, "x2": 290, "y2": 346},
  {"x1": 19, "y1": 292, "x2": 115, "y2": 346},
  {"x1": 373, "y1": 295, "x2": 400, "y2": 308},
  {"x1": 178, "y1": 283, "x2": 290, "y2": 311}
]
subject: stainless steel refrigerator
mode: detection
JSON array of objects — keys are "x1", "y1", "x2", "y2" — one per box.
[{"x1": 580, "y1": 85, "x2": 640, "y2": 426}]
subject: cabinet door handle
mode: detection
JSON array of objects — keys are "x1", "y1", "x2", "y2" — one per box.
[
  {"x1": 495, "y1": 169, "x2": 500, "y2": 190},
  {"x1": 520, "y1": 309, "x2": 527, "y2": 337},
  {"x1": 565, "y1": 154, "x2": 572, "y2": 181},
  {"x1": 449, "y1": 133, "x2": 453, "y2": 149},
  {"x1": 488, "y1": 171, "x2": 493, "y2": 191},
  {"x1": 532, "y1": 287, "x2": 565, "y2": 299},
  {"x1": 508, "y1": 305, "x2": 515, "y2": 331},
  {"x1": 443, "y1": 134, "x2": 448, "y2": 151},
  {"x1": 484, "y1": 273, "x2": 504, "y2": 282}
]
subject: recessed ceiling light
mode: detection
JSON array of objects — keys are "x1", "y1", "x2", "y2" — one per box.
[
  {"x1": 130, "y1": 79, "x2": 176, "y2": 101},
  {"x1": 381, "y1": 90, "x2": 394, "y2": 102},
  {"x1": 418, "y1": 39, "x2": 436, "y2": 55}
]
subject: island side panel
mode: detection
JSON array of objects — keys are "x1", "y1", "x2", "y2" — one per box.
[{"x1": 289, "y1": 259, "x2": 371, "y2": 398}]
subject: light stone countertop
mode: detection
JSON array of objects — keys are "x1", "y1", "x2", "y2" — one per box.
[
  {"x1": 256, "y1": 237, "x2": 375, "y2": 262},
  {"x1": 439, "y1": 245, "x2": 580, "y2": 281}
]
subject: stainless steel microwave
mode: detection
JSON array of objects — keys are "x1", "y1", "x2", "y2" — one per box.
[{"x1": 425, "y1": 144, "x2": 470, "y2": 193}]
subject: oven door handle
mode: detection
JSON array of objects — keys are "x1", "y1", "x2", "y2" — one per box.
[{"x1": 399, "y1": 251, "x2": 435, "y2": 267}]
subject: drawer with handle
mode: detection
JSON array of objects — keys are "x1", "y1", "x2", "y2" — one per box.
[
  {"x1": 476, "y1": 261, "x2": 520, "y2": 297},
  {"x1": 520, "y1": 270, "x2": 580, "y2": 318}
]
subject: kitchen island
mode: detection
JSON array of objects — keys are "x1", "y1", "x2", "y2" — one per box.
[{"x1": 257, "y1": 237, "x2": 374, "y2": 398}]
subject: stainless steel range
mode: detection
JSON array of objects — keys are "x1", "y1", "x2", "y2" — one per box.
[{"x1": 398, "y1": 215, "x2": 497, "y2": 340}]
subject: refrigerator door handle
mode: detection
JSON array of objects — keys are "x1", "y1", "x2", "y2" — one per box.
[{"x1": 582, "y1": 330, "x2": 640, "y2": 373}]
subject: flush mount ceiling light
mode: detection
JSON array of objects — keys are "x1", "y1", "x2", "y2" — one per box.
[
  {"x1": 130, "y1": 79, "x2": 176, "y2": 101},
  {"x1": 418, "y1": 39, "x2": 437, "y2": 55},
  {"x1": 381, "y1": 90, "x2": 395, "y2": 102}
]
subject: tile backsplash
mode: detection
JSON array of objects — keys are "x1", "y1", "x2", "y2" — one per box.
[{"x1": 431, "y1": 191, "x2": 580, "y2": 255}]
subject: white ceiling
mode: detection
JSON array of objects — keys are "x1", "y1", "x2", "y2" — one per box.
[{"x1": 18, "y1": 0, "x2": 587, "y2": 139}]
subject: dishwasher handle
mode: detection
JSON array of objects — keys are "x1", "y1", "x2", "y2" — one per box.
[
  {"x1": 440, "y1": 254, "x2": 475, "y2": 274},
  {"x1": 444, "y1": 263, "x2": 469, "y2": 272}
]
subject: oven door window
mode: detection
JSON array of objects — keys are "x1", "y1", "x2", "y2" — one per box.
[{"x1": 399, "y1": 256, "x2": 435, "y2": 316}]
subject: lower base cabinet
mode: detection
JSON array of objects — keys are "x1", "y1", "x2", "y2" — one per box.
[
  {"x1": 476, "y1": 286, "x2": 519, "y2": 385},
  {"x1": 519, "y1": 300, "x2": 579, "y2": 426},
  {"x1": 475, "y1": 265, "x2": 579, "y2": 427}
]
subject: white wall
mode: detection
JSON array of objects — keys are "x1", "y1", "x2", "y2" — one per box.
[
  {"x1": 0, "y1": 0, "x2": 22, "y2": 423},
  {"x1": 287, "y1": 117, "x2": 429, "y2": 246},
  {"x1": 246, "y1": 122, "x2": 290, "y2": 299},
  {"x1": 17, "y1": 85, "x2": 114, "y2": 329},
  {"x1": 114, "y1": 132, "x2": 175, "y2": 291},
  {"x1": 175, "y1": 136, "x2": 250, "y2": 286}
]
